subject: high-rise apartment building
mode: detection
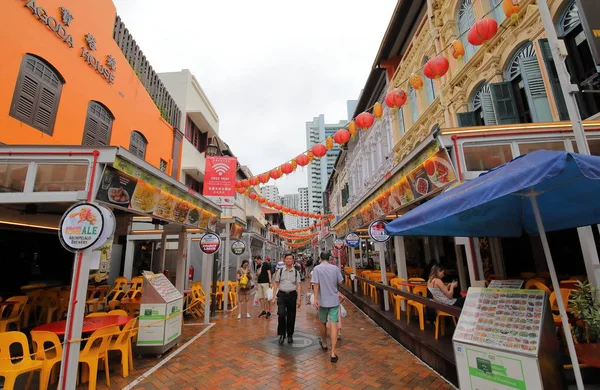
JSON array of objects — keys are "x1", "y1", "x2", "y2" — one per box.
[
  {"x1": 306, "y1": 115, "x2": 346, "y2": 218},
  {"x1": 298, "y1": 187, "x2": 309, "y2": 228},
  {"x1": 261, "y1": 185, "x2": 280, "y2": 204},
  {"x1": 282, "y1": 193, "x2": 300, "y2": 230}
]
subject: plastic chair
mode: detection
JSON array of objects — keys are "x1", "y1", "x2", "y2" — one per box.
[
  {"x1": 360, "y1": 271, "x2": 372, "y2": 295},
  {"x1": 86, "y1": 286, "x2": 109, "y2": 313},
  {"x1": 0, "y1": 332, "x2": 43, "y2": 390},
  {"x1": 78, "y1": 325, "x2": 116, "y2": 389},
  {"x1": 368, "y1": 274, "x2": 382, "y2": 304},
  {"x1": 108, "y1": 309, "x2": 128, "y2": 316},
  {"x1": 525, "y1": 280, "x2": 552, "y2": 296},
  {"x1": 228, "y1": 281, "x2": 238, "y2": 308},
  {"x1": 127, "y1": 277, "x2": 144, "y2": 297},
  {"x1": 56, "y1": 289, "x2": 71, "y2": 320},
  {"x1": 407, "y1": 285, "x2": 428, "y2": 331},
  {"x1": 435, "y1": 311, "x2": 457, "y2": 340},
  {"x1": 0, "y1": 296, "x2": 28, "y2": 332},
  {"x1": 391, "y1": 278, "x2": 408, "y2": 320},
  {"x1": 86, "y1": 312, "x2": 109, "y2": 318},
  {"x1": 550, "y1": 289, "x2": 573, "y2": 314},
  {"x1": 107, "y1": 319, "x2": 135, "y2": 378},
  {"x1": 38, "y1": 292, "x2": 60, "y2": 325},
  {"x1": 23, "y1": 290, "x2": 43, "y2": 328},
  {"x1": 29, "y1": 331, "x2": 63, "y2": 390}
]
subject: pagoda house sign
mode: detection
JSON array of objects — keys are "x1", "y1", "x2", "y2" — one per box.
[{"x1": 24, "y1": 0, "x2": 74, "y2": 48}]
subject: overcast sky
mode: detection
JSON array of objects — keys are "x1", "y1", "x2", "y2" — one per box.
[{"x1": 113, "y1": 0, "x2": 397, "y2": 195}]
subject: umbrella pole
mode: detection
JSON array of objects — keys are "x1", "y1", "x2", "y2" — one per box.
[{"x1": 530, "y1": 195, "x2": 584, "y2": 390}]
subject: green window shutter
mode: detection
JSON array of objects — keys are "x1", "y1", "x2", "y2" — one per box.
[
  {"x1": 518, "y1": 56, "x2": 553, "y2": 122},
  {"x1": 539, "y1": 39, "x2": 569, "y2": 120},
  {"x1": 480, "y1": 91, "x2": 497, "y2": 125},
  {"x1": 457, "y1": 111, "x2": 478, "y2": 127},
  {"x1": 490, "y1": 82, "x2": 519, "y2": 124}
]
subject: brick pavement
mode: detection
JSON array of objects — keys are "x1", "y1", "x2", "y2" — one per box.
[{"x1": 23, "y1": 282, "x2": 456, "y2": 389}]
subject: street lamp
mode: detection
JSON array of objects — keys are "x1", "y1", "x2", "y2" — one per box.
[
  {"x1": 206, "y1": 136, "x2": 221, "y2": 317},
  {"x1": 206, "y1": 137, "x2": 219, "y2": 157}
]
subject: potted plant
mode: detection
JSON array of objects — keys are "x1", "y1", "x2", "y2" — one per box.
[{"x1": 569, "y1": 281, "x2": 600, "y2": 343}]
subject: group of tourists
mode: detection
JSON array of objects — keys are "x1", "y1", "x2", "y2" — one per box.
[{"x1": 234, "y1": 251, "x2": 345, "y2": 363}]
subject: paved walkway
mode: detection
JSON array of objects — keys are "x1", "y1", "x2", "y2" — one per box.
[{"x1": 26, "y1": 282, "x2": 456, "y2": 389}]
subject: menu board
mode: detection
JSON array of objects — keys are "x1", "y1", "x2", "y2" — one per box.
[
  {"x1": 96, "y1": 164, "x2": 218, "y2": 230},
  {"x1": 488, "y1": 280, "x2": 524, "y2": 289},
  {"x1": 145, "y1": 273, "x2": 183, "y2": 302},
  {"x1": 453, "y1": 288, "x2": 545, "y2": 356}
]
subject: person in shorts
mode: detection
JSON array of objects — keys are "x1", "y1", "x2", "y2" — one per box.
[
  {"x1": 255, "y1": 256, "x2": 272, "y2": 318},
  {"x1": 312, "y1": 251, "x2": 344, "y2": 363}
]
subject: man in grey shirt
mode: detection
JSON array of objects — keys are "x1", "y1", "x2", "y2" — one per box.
[{"x1": 311, "y1": 251, "x2": 344, "y2": 363}]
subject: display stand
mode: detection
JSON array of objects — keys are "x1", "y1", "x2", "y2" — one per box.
[
  {"x1": 136, "y1": 271, "x2": 184, "y2": 357},
  {"x1": 453, "y1": 288, "x2": 565, "y2": 390}
]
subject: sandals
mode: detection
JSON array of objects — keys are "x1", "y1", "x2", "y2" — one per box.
[
  {"x1": 330, "y1": 355, "x2": 339, "y2": 363},
  {"x1": 318, "y1": 339, "x2": 328, "y2": 351}
]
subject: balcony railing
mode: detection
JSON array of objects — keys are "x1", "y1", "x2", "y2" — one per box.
[{"x1": 113, "y1": 16, "x2": 182, "y2": 130}]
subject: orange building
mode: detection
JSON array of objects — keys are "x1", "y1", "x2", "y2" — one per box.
[{"x1": 0, "y1": 0, "x2": 182, "y2": 175}]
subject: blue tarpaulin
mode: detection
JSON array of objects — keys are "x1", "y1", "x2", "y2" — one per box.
[{"x1": 385, "y1": 150, "x2": 600, "y2": 237}]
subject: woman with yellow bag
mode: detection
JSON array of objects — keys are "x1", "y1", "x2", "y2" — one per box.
[{"x1": 236, "y1": 260, "x2": 252, "y2": 319}]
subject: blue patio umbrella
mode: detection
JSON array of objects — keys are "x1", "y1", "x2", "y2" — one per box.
[{"x1": 385, "y1": 150, "x2": 600, "y2": 389}]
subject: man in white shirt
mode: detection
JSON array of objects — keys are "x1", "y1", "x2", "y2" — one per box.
[{"x1": 272, "y1": 253, "x2": 302, "y2": 345}]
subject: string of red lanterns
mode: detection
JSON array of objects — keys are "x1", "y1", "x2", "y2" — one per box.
[{"x1": 239, "y1": 187, "x2": 332, "y2": 220}]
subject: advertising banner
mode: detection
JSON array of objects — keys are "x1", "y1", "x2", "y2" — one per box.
[{"x1": 203, "y1": 156, "x2": 238, "y2": 207}]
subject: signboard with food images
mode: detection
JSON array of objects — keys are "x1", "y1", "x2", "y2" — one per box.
[
  {"x1": 96, "y1": 162, "x2": 219, "y2": 230},
  {"x1": 332, "y1": 140, "x2": 456, "y2": 236}
]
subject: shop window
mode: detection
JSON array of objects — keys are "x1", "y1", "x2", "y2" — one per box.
[
  {"x1": 0, "y1": 164, "x2": 28, "y2": 193},
  {"x1": 33, "y1": 163, "x2": 88, "y2": 192},
  {"x1": 463, "y1": 144, "x2": 513, "y2": 171},
  {"x1": 159, "y1": 159, "x2": 168, "y2": 173},
  {"x1": 490, "y1": 0, "x2": 505, "y2": 25},
  {"x1": 518, "y1": 141, "x2": 565, "y2": 155},
  {"x1": 572, "y1": 139, "x2": 600, "y2": 156},
  {"x1": 185, "y1": 116, "x2": 208, "y2": 153},
  {"x1": 82, "y1": 101, "x2": 114, "y2": 146},
  {"x1": 538, "y1": 39, "x2": 570, "y2": 121},
  {"x1": 458, "y1": 0, "x2": 478, "y2": 62},
  {"x1": 397, "y1": 108, "x2": 406, "y2": 136},
  {"x1": 458, "y1": 82, "x2": 497, "y2": 127},
  {"x1": 129, "y1": 131, "x2": 148, "y2": 159},
  {"x1": 408, "y1": 84, "x2": 419, "y2": 122},
  {"x1": 185, "y1": 174, "x2": 201, "y2": 193},
  {"x1": 9, "y1": 54, "x2": 64, "y2": 135},
  {"x1": 558, "y1": 1, "x2": 600, "y2": 119},
  {"x1": 423, "y1": 57, "x2": 436, "y2": 105}
]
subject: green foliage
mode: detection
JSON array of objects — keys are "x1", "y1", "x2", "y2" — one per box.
[{"x1": 569, "y1": 281, "x2": 600, "y2": 342}]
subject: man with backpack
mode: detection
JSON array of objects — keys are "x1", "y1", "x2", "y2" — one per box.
[{"x1": 272, "y1": 253, "x2": 302, "y2": 345}]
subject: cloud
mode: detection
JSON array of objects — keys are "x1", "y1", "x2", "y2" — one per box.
[{"x1": 112, "y1": 0, "x2": 397, "y2": 194}]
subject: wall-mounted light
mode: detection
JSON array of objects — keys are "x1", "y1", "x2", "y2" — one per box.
[{"x1": 206, "y1": 137, "x2": 220, "y2": 157}]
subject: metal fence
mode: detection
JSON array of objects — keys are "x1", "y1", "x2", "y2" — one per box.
[{"x1": 113, "y1": 15, "x2": 181, "y2": 131}]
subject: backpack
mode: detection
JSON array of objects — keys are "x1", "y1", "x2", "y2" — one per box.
[{"x1": 278, "y1": 267, "x2": 299, "y2": 284}]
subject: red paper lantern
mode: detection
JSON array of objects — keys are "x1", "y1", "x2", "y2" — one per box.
[
  {"x1": 249, "y1": 177, "x2": 259, "y2": 186},
  {"x1": 283, "y1": 207, "x2": 291, "y2": 213},
  {"x1": 258, "y1": 197, "x2": 266, "y2": 204},
  {"x1": 274, "y1": 204, "x2": 282, "y2": 210},
  {"x1": 236, "y1": 188, "x2": 246, "y2": 194},
  {"x1": 290, "y1": 210, "x2": 297, "y2": 215},
  {"x1": 267, "y1": 201, "x2": 274, "y2": 207},
  {"x1": 503, "y1": 0, "x2": 520, "y2": 23},
  {"x1": 249, "y1": 192, "x2": 257, "y2": 200},
  {"x1": 240, "y1": 179, "x2": 249, "y2": 188},
  {"x1": 281, "y1": 162, "x2": 293, "y2": 175},
  {"x1": 296, "y1": 154, "x2": 309, "y2": 167},
  {"x1": 312, "y1": 144, "x2": 327, "y2": 158},
  {"x1": 356, "y1": 112, "x2": 374, "y2": 130},
  {"x1": 384, "y1": 89, "x2": 407, "y2": 109},
  {"x1": 270, "y1": 168, "x2": 281, "y2": 180},
  {"x1": 423, "y1": 56, "x2": 450, "y2": 79},
  {"x1": 333, "y1": 129, "x2": 351, "y2": 145},
  {"x1": 468, "y1": 18, "x2": 498, "y2": 46},
  {"x1": 259, "y1": 173, "x2": 270, "y2": 184}
]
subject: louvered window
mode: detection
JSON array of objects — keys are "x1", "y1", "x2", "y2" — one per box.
[
  {"x1": 129, "y1": 131, "x2": 148, "y2": 159},
  {"x1": 10, "y1": 54, "x2": 63, "y2": 135},
  {"x1": 82, "y1": 102, "x2": 113, "y2": 146},
  {"x1": 458, "y1": 0, "x2": 477, "y2": 62}
]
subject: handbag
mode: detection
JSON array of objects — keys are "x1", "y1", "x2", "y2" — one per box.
[
  {"x1": 266, "y1": 287, "x2": 274, "y2": 301},
  {"x1": 340, "y1": 304, "x2": 347, "y2": 318}
]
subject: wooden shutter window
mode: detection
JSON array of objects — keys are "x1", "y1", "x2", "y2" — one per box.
[
  {"x1": 490, "y1": 82, "x2": 520, "y2": 124},
  {"x1": 539, "y1": 39, "x2": 570, "y2": 121},
  {"x1": 130, "y1": 131, "x2": 147, "y2": 159},
  {"x1": 457, "y1": 112, "x2": 479, "y2": 127},
  {"x1": 82, "y1": 102, "x2": 113, "y2": 146},
  {"x1": 10, "y1": 55, "x2": 63, "y2": 135},
  {"x1": 518, "y1": 56, "x2": 553, "y2": 122}
]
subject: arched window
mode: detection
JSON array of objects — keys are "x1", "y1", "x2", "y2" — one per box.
[
  {"x1": 408, "y1": 84, "x2": 419, "y2": 122},
  {"x1": 490, "y1": 0, "x2": 505, "y2": 25},
  {"x1": 423, "y1": 57, "x2": 436, "y2": 105},
  {"x1": 471, "y1": 82, "x2": 496, "y2": 125},
  {"x1": 129, "y1": 131, "x2": 148, "y2": 159},
  {"x1": 397, "y1": 107, "x2": 406, "y2": 136},
  {"x1": 458, "y1": 0, "x2": 477, "y2": 61},
  {"x1": 82, "y1": 101, "x2": 114, "y2": 146},
  {"x1": 505, "y1": 42, "x2": 552, "y2": 123},
  {"x1": 10, "y1": 54, "x2": 64, "y2": 135},
  {"x1": 558, "y1": 1, "x2": 600, "y2": 119}
]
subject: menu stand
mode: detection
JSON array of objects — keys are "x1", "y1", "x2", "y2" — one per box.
[
  {"x1": 135, "y1": 271, "x2": 184, "y2": 357},
  {"x1": 453, "y1": 288, "x2": 566, "y2": 389}
]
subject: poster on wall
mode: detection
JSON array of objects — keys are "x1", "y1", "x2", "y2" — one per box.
[
  {"x1": 89, "y1": 237, "x2": 113, "y2": 284},
  {"x1": 203, "y1": 156, "x2": 238, "y2": 207}
]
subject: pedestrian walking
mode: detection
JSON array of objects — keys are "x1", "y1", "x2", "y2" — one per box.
[
  {"x1": 254, "y1": 256, "x2": 273, "y2": 318},
  {"x1": 312, "y1": 251, "x2": 344, "y2": 363},
  {"x1": 272, "y1": 253, "x2": 302, "y2": 345},
  {"x1": 236, "y1": 260, "x2": 252, "y2": 319},
  {"x1": 327, "y1": 292, "x2": 345, "y2": 339}
]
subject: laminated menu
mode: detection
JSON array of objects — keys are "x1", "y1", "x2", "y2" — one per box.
[
  {"x1": 145, "y1": 273, "x2": 183, "y2": 302},
  {"x1": 453, "y1": 288, "x2": 545, "y2": 356},
  {"x1": 487, "y1": 280, "x2": 524, "y2": 289}
]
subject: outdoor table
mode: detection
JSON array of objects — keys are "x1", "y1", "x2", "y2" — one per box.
[
  {"x1": 574, "y1": 344, "x2": 600, "y2": 368},
  {"x1": 32, "y1": 315, "x2": 132, "y2": 335}
]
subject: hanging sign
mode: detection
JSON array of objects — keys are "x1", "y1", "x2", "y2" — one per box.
[
  {"x1": 334, "y1": 239, "x2": 345, "y2": 249},
  {"x1": 203, "y1": 156, "x2": 238, "y2": 207},
  {"x1": 59, "y1": 202, "x2": 110, "y2": 252},
  {"x1": 231, "y1": 240, "x2": 246, "y2": 255},
  {"x1": 345, "y1": 232, "x2": 360, "y2": 248},
  {"x1": 368, "y1": 220, "x2": 390, "y2": 243},
  {"x1": 199, "y1": 233, "x2": 221, "y2": 254}
]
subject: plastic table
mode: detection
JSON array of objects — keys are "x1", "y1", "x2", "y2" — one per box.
[{"x1": 31, "y1": 315, "x2": 132, "y2": 335}]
